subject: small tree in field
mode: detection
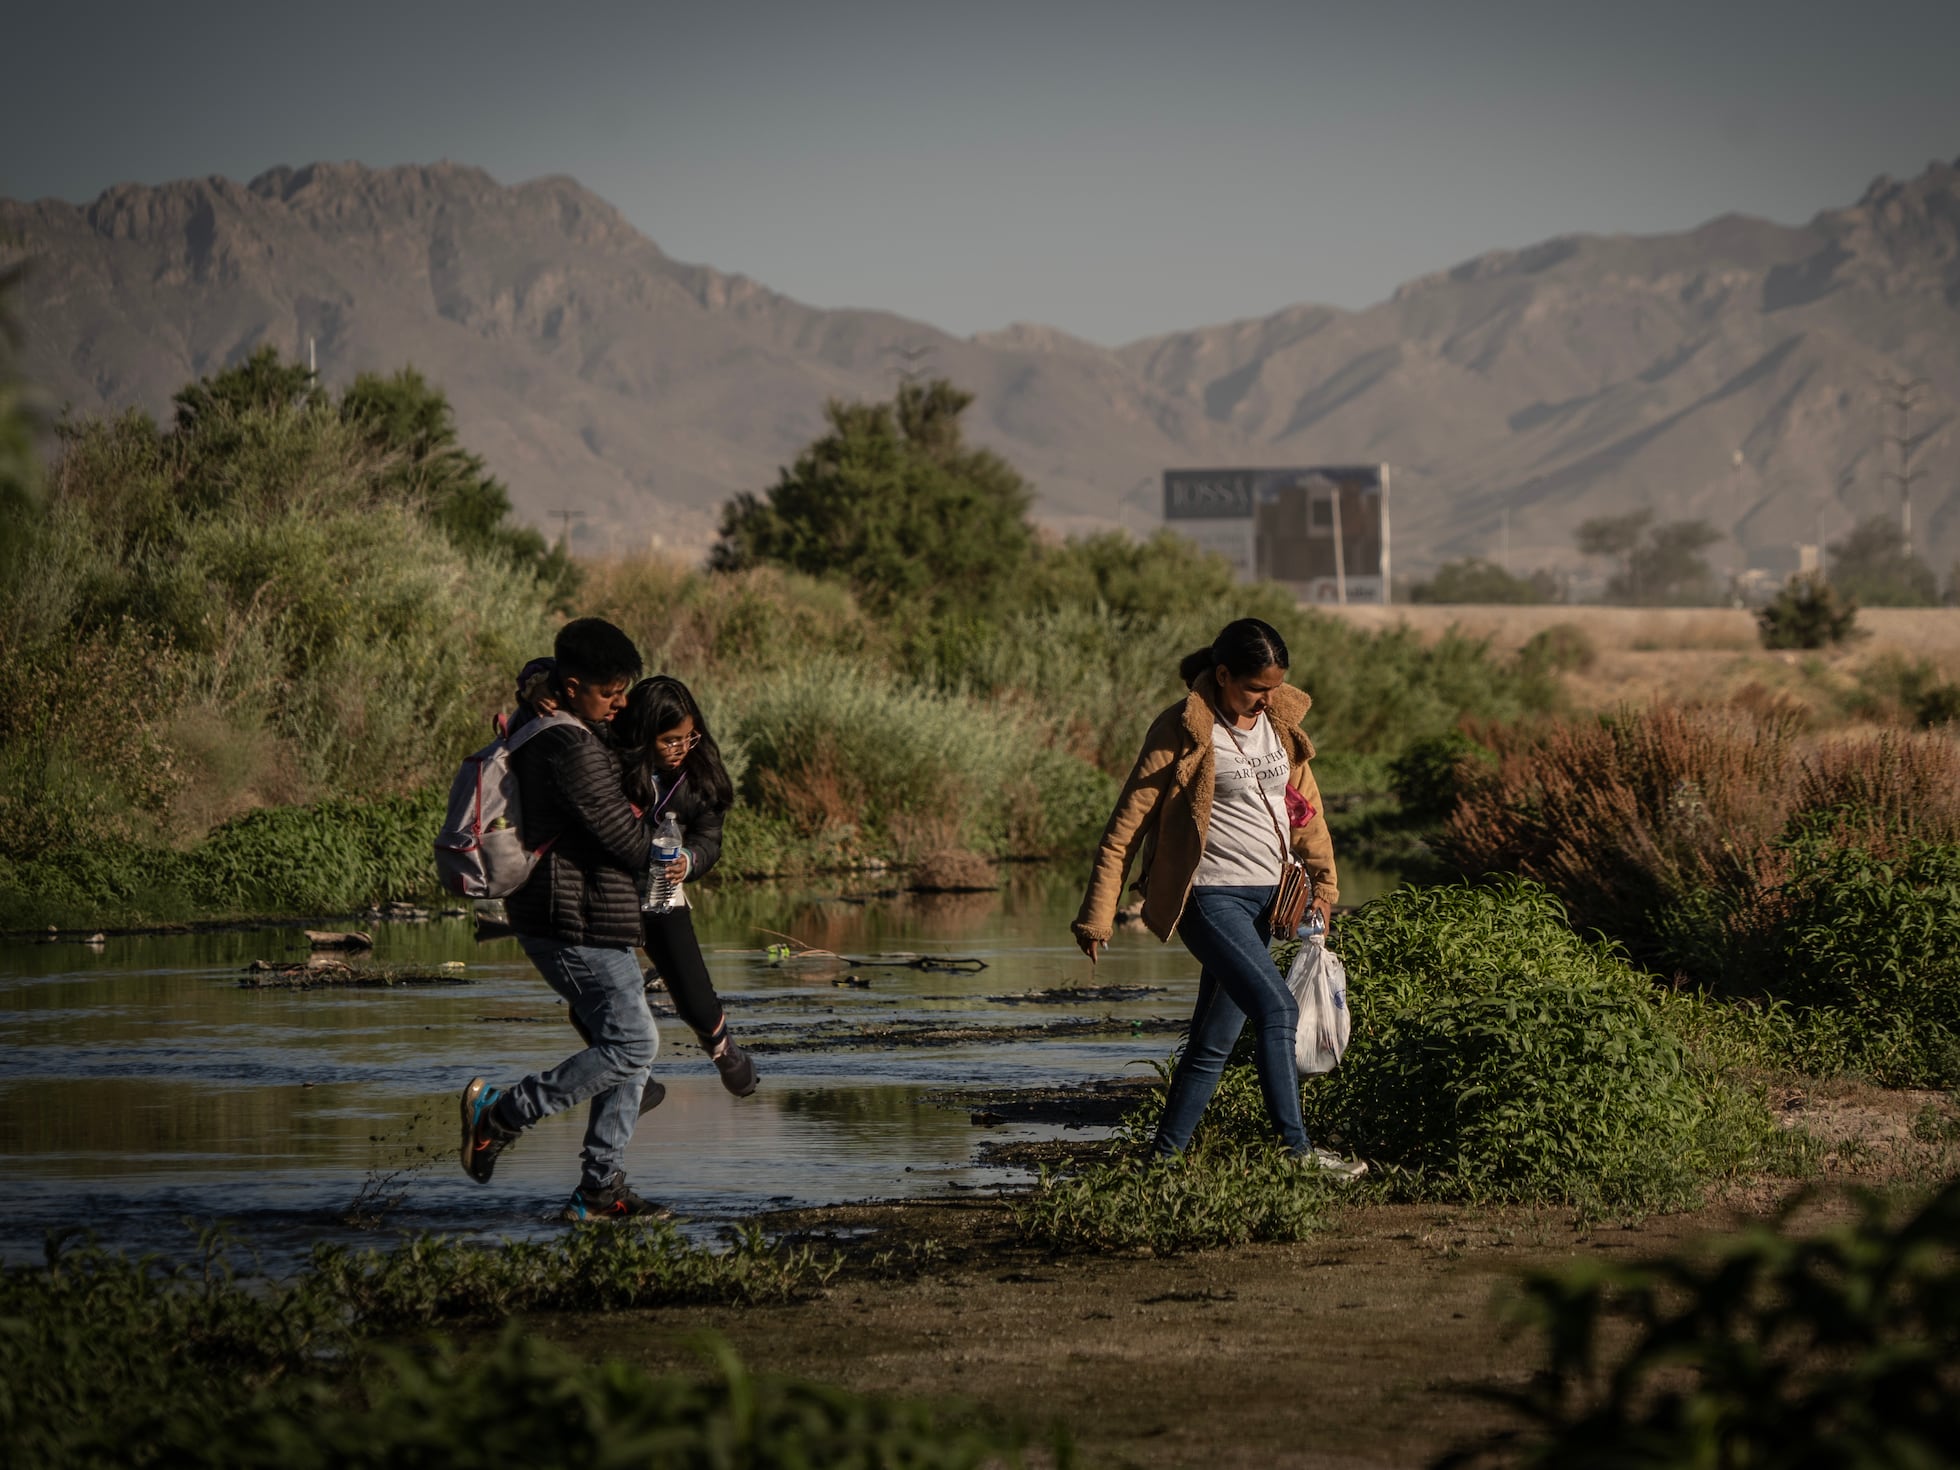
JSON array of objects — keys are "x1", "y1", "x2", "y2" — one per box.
[
  {"x1": 712, "y1": 380, "x2": 1033, "y2": 615},
  {"x1": 1757, "y1": 573, "x2": 1860, "y2": 650},
  {"x1": 1576, "y1": 512, "x2": 1721, "y2": 604}
]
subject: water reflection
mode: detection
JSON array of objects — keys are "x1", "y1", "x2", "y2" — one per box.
[{"x1": 0, "y1": 858, "x2": 1402, "y2": 1266}]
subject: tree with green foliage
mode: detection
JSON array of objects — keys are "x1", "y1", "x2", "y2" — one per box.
[
  {"x1": 1827, "y1": 513, "x2": 1937, "y2": 606},
  {"x1": 0, "y1": 256, "x2": 43, "y2": 531},
  {"x1": 1574, "y1": 509, "x2": 1652, "y2": 599},
  {"x1": 171, "y1": 344, "x2": 324, "y2": 431},
  {"x1": 1022, "y1": 529, "x2": 1242, "y2": 619},
  {"x1": 1577, "y1": 511, "x2": 1720, "y2": 604},
  {"x1": 711, "y1": 379, "x2": 1033, "y2": 614},
  {"x1": 1409, "y1": 558, "x2": 1557, "y2": 604},
  {"x1": 340, "y1": 366, "x2": 579, "y2": 608}
]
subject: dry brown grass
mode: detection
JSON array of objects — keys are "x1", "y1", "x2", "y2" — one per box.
[{"x1": 1444, "y1": 702, "x2": 1960, "y2": 959}]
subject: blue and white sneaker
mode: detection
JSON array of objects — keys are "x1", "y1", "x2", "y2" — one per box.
[{"x1": 459, "y1": 1076, "x2": 519, "y2": 1184}]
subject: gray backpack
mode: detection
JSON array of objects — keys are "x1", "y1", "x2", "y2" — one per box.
[{"x1": 434, "y1": 711, "x2": 583, "y2": 899}]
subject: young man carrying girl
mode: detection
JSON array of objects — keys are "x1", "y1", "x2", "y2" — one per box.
[{"x1": 458, "y1": 618, "x2": 669, "y2": 1220}]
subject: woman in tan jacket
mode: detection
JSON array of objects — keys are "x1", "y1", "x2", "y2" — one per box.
[{"x1": 1073, "y1": 617, "x2": 1364, "y2": 1174}]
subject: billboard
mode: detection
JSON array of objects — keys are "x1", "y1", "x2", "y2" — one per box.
[{"x1": 1163, "y1": 465, "x2": 1391, "y2": 603}]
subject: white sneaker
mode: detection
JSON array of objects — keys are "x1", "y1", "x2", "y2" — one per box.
[{"x1": 1301, "y1": 1147, "x2": 1369, "y2": 1179}]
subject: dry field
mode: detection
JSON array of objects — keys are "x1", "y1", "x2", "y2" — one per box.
[{"x1": 1319, "y1": 604, "x2": 1960, "y2": 714}]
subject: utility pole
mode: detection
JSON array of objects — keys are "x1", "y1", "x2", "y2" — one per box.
[
  {"x1": 551, "y1": 508, "x2": 586, "y2": 551},
  {"x1": 1499, "y1": 507, "x2": 1510, "y2": 574},
  {"x1": 1330, "y1": 486, "x2": 1348, "y2": 605},
  {"x1": 1379, "y1": 464, "x2": 1392, "y2": 606},
  {"x1": 1879, "y1": 373, "x2": 1930, "y2": 558}
]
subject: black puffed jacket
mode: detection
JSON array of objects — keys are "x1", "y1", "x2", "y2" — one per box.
[{"x1": 507, "y1": 721, "x2": 651, "y2": 947}]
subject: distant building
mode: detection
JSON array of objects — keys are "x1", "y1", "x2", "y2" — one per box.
[
  {"x1": 1163, "y1": 465, "x2": 1391, "y2": 604},
  {"x1": 1734, "y1": 542, "x2": 1821, "y2": 604}
]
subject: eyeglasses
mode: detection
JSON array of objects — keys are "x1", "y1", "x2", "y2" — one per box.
[{"x1": 653, "y1": 731, "x2": 701, "y2": 755}]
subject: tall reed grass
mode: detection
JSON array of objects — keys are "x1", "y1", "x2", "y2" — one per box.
[{"x1": 1442, "y1": 704, "x2": 1960, "y2": 1082}]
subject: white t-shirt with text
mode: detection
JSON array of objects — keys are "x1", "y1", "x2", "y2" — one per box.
[{"x1": 1192, "y1": 711, "x2": 1290, "y2": 888}]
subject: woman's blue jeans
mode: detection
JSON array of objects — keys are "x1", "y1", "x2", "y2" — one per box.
[{"x1": 1153, "y1": 884, "x2": 1310, "y2": 1156}]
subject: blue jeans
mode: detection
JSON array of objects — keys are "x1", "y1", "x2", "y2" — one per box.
[
  {"x1": 508, "y1": 938, "x2": 660, "y2": 1189},
  {"x1": 1154, "y1": 885, "x2": 1310, "y2": 1156}
]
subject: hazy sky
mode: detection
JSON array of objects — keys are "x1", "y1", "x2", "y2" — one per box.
[{"x1": 6, "y1": 0, "x2": 1957, "y2": 344}]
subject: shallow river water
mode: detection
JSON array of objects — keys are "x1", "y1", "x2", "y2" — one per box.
[{"x1": 0, "y1": 861, "x2": 1400, "y2": 1267}]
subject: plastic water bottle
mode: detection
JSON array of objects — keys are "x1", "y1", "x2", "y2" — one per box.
[{"x1": 645, "y1": 812, "x2": 684, "y2": 912}]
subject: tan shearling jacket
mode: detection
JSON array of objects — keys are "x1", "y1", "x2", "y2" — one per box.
[{"x1": 1072, "y1": 672, "x2": 1338, "y2": 945}]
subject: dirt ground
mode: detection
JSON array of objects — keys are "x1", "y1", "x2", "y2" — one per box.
[
  {"x1": 527, "y1": 1079, "x2": 1959, "y2": 1470},
  {"x1": 1320, "y1": 604, "x2": 1960, "y2": 715}
]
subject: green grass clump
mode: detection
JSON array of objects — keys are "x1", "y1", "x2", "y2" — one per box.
[
  {"x1": 1444, "y1": 1179, "x2": 1960, "y2": 1469},
  {"x1": 0, "y1": 790, "x2": 447, "y2": 928},
  {"x1": 306, "y1": 1220, "x2": 840, "y2": 1326},
  {"x1": 1015, "y1": 1141, "x2": 1328, "y2": 1254},
  {"x1": 1, "y1": 1229, "x2": 1038, "y2": 1470}
]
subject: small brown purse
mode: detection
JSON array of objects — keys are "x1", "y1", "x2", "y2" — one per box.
[{"x1": 1218, "y1": 713, "x2": 1314, "y2": 942}]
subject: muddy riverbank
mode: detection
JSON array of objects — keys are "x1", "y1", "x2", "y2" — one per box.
[{"x1": 521, "y1": 1180, "x2": 1903, "y2": 1469}]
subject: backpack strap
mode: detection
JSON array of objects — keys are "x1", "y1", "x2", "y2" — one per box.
[{"x1": 504, "y1": 709, "x2": 584, "y2": 754}]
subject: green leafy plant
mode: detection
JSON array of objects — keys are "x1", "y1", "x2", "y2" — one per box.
[
  {"x1": 1125, "y1": 881, "x2": 1798, "y2": 1211},
  {"x1": 1441, "y1": 1180, "x2": 1960, "y2": 1469}
]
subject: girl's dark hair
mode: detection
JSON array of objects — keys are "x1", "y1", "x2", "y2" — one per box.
[
  {"x1": 616, "y1": 676, "x2": 735, "y2": 814},
  {"x1": 1178, "y1": 617, "x2": 1291, "y2": 687}
]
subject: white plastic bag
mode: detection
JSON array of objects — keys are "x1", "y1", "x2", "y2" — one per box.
[{"x1": 1287, "y1": 938, "x2": 1351, "y2": 1074}]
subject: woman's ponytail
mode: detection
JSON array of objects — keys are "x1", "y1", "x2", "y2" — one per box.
[{"x1": 1178, "y1": 646, "x2": 1217, "y2": 686}]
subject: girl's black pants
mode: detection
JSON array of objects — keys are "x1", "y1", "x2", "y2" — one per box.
[{"x1": 639, "y1": 907, "x2": 725, "y2": 1041}]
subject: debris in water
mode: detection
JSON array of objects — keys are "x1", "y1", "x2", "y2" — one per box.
[
  {"x1": 908, "y1": 849, "x2": 998, "y2": 894},
  {"x1": 989, "y1": 984, "x2": 1166, "y2": 1005},
  {"x1": 305, "y1": 929, "x2": 374, "y2": 950}
]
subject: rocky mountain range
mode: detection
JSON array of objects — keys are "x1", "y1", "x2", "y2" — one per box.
[{"x1": 5, "y1": 156, "x2": 1957, "y2": 579}]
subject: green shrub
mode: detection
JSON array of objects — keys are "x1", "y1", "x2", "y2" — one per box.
[
  {"x1": 1, "y1": 388, "x2": 555, "y2": 882},
  {"x1": 1445, "y1": 1179, "x2": 1960, "y2": 1469},
  {"x1": 1517, "y1": 621, "x2": 1597, "y2": 676},
  {"x1": 726, "y1": 656, "x2": 1114, "y2": 864},
  {"x1": 1849, "y1": 653, "x2": 1960, "y2": 729},
  {"x1": 1387, "y1": 731, "x2": 1493, "y2": 825},
  {"x1": 1409, "y1": 558, "x2": 1557, "y2": 605},
  {"x1": 1758, "y1": 573, "x2": 1860, "y2": 649},
  {"x1": 1015, "y1": 1141, "x2": 1327, "y2": 1254},
  {"x1": 1125, "y1": 881, "x2": 1795, "y2": 1211},
  {"x1": 0, "y1": 790, "x2": 448, "y2": 927},
  {"x1": 1661, "y1": 837, "x2": 1960, "y2": 1086}
]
